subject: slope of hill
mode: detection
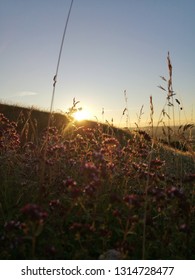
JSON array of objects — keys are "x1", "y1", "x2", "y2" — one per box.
[
  {"x1": 0, "y1": 102, "x2": 194, "y2": 259},
  {"x1": 0, "y1": 103, "x2": 69, "y2": 131}
]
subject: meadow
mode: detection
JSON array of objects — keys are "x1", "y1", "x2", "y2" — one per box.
[
  {"x1": 0, "y1": 54, "x2": 195, "y2": 260},
  {"x1": 0, "y1": 104, "x2": 194, "y2": 259}
]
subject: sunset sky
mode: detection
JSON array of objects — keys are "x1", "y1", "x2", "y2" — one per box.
[{"x1": 1, "y1": 0, "x2": 195, "y2": 127}]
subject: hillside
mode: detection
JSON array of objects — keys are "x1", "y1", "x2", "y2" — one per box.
[
  {"x1": 0, "y1": 103, "x2": 69, "y2": 131},
  {"x1": 0, "y1": 102, "x2": 195, "y2": 259}
]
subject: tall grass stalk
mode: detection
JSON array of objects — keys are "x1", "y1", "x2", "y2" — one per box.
[
  {"x1": 155, "y1": 53, "x2": 178, "y2": 142},
  {"x1": 40, "y1": 0, "x2": 74, "y2": 188},
  {"x1": 142, "y1": 95, "x2": 154, "y2": 259},
  {"x1": 49, "y1": 0, "x2": 74, "y2": 118},
  {"x1": 142, "y1": 140, "x2": 154, "y2": 260},
  {"x1": 119, "y1": 90, "x2": 131, "y2": 128}
]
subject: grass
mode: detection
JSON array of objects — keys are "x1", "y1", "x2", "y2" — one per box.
[
  {"x1": 0, "y1": 108, "x2": 194, "y2": 259},
  {"x1": 0, "y1": 54, "x2": 195, "y2": 260}
]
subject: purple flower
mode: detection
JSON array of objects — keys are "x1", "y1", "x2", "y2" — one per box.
[{"x1": 20, "y1": 204, "x2": 48, "y2": 221}]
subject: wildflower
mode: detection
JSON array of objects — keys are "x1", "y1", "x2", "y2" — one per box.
[
  {"x1": 63, "y1": 178, "x2": 77, "y2": 188},
  {"x1": 113, "y1": 209, "x2": 121, "y2": 218},
  {"x1": 166, "y1": 187, "x2": 184, "y2": 198},
  {"x1": 137, "y1": 130, "x2": 151, "y2": 142},
  {"x1": 123, "y1": 194, "x2": 140, "y2": 206},
  {"x1": 179, "y1": 223, "x2": 189, "y2": 233},
  {"x1": 49, "y1": 199, "x2": 60, "y2": 211},
  {"x1": 83, "y1": 182, "x2": 96, "y2": 197},
  {"x1": 81, "y1": 161, "x2": 99, "y2": 180},
  {"x1": 4, "y1": 220, "x2": 21, "y2": 231},
  {"x1": 103, "y1": 137, "x2": 119, "y2": 147},
  {"x1": 20, "y1": 204, "x2": 48, "y2": 222},
  {"x1": 63, "y1": 178, "x2": 82, "y2": 198}
]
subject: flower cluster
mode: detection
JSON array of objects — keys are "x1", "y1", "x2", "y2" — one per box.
[
  {"x1": 0, "y1": 113, "x2": 194, "y2": 259},
  {"x1": 20, "y1": 203, "x2": 48, "y2": 222},
  {"x1": 0, "y1": 113, "x2": 20, "y2": 153}
]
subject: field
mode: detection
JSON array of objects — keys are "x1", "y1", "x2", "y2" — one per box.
[{"x1": 0, "y1": 102, "x2": 194, "y2": 260}]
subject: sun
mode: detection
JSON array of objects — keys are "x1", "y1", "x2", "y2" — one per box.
[{"x1": 73, "y1": 109, "x2": 91, "y2": 121}]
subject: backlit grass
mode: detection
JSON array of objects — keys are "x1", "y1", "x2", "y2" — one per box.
[{"x1": 0, "y1": 54, "x2": 194, "y2": 259}]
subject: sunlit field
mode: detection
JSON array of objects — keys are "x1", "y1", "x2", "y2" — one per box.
[{"x1": 0, "y1": 55, "x2": 195, "y2": 260}]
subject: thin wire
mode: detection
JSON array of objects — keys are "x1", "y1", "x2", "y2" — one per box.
[{"x1": 49, "y1": 0, "x2": 74, "y2": 115}]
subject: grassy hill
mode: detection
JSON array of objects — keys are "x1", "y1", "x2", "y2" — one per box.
[
  {"x1": 0, "y1": 103, "x2": 195, "y2": 259},
  {"x1": 0, "y1": 103, "x2": 69, "y2": 135}
]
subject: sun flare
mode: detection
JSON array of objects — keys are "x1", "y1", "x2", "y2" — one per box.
[{"x1": 73, "y1": 109, "x2": 91, "y2": 121}]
